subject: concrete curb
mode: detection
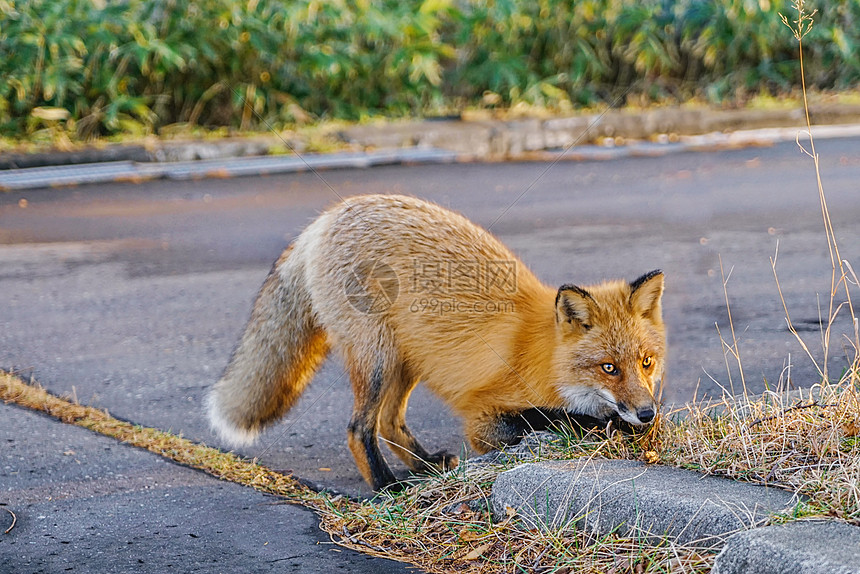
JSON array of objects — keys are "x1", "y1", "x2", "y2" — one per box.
[
  {"x1": 340, "y1": 105, "x2": 860, "y2": 157},
  {"x1": 0, "y1": 137, "x2": 282, "y2": 170},
  {"x1": 486, "y1": 450, "x2": 860, "y2": 572},
  {"x1": 713, "y1": 521, "x2": 860, "y2": 574},
  {"x1": 0, "y1": 148, "x2": 457, "y2": 192},
  {"x1": 490, "y1": 459, "x2": 799, "y2": 548},
  {"x1": 3, "y1": 104, "x2": 860, "y2": 192}
]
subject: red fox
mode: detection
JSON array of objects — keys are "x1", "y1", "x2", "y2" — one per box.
[{"x1": 207, "y1": 194, "x2": 665, "y2": 490}]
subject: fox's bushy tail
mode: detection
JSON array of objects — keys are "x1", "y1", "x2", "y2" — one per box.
[{"x1": 207, "y1": 246, "x2": 329, "y2": 446}]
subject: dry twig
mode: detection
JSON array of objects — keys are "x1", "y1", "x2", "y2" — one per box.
[{"x1": 2, "y1": 507, "x2": 16, "y2": 535}]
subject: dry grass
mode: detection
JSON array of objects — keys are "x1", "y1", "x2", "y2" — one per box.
[
  {"x1": 659, "y1": 381, "x2": 860, "y2": 524},
  {"x1": 316, "y1": 431, "x2": 721, "y2": 574}
]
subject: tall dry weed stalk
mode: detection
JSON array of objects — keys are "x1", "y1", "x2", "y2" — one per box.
[
  {"x1": 662, "y1": 0, "x2": 860, "y2": 526},
  {"x1": 774, "y1": 0, "x2": 860, "y2": 384}
]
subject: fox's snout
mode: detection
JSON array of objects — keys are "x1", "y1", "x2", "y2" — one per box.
[{"x1": 616, "y1": 401, "x2": 656, "y2": 425}]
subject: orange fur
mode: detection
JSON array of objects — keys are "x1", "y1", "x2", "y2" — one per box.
[{"x1": 207, "y1": 194, "x2": 666, "y2": 489}]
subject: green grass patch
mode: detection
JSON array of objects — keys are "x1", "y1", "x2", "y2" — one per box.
[{"x1": 2, "y1": 0, "x2": 859, "y2": 141}]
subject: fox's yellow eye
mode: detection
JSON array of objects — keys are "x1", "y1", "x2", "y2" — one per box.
[
  {"x1": 642, "y1": 356, "x2": 653, "y2": 369},
  {"x1": 601, "y1": 363, "x2": 619, "y2": 375}
]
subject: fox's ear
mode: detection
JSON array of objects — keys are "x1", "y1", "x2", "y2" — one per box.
[
  {"x1": 555, "y1": 285, "x2": 594, "y2": 330},
  {"x1": 629, "y1": 270, "x2": 664, "y2": 320}
]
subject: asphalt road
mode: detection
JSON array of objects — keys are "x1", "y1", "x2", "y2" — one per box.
[
  {"x1": 2, "y1": 137, "x2": 860, "y2": 504},
  {"x1": 0, "y1": 401, "x2": 413, "y2": 573}
]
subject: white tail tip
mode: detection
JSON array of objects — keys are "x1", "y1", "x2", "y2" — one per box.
[{"x1": 205, "y1": 391, "x2": 260, "y2": 447}]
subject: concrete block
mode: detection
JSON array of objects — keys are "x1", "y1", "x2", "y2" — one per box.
[
  {"x1": 153, "y1": 139, "x2": 275, "y2": 162},
  {"x1": 491, "y1": 459, "x2": 799, "y2": 546},
  {"x1": 713, "y1": 520, "x2": 860, "y2": 574}
]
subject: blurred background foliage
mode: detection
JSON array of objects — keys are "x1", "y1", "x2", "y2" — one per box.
[{"x1": 0, "y1": 0, "x2": 857, "y2": 138}]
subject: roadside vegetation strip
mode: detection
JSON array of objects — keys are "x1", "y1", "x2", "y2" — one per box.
[
  {"x1": 310, "y1": 378, "x2": 860, "y2": 573},
  {"x1": 0, "y1": 371, "x2": 324, "y2": 504},
  {"x1": 3, "y1": 0, "x2": 860, "y2": 140},
  {"x1": 659, "y1": 379, "x2": 860, "y2": 525}
]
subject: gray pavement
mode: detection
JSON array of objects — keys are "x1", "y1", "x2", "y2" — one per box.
[
  {"x1": 3, "y1": 138, "x2": 860, "y2": 498},
  {"x1": 0, "y1": 401, "x2": 415, "y2": 574},
  {"x1": 3, "y1": 125, "x2": 860, "y2": 570}
]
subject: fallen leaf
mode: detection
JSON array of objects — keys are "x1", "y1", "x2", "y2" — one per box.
[
  {"x1": 463, "y1": 542, "x2": 492, "y2": 560},
  {"x1": 642, "y1": 450, "x2": 660, "y2": 464}
]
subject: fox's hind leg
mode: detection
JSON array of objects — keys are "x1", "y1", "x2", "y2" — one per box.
[
  {"x1": 344, "y1": 346, "x2": 403, "y2": 490},
  {"x1": 378, "y1": 372, "x2": 459, "y2": 475}
]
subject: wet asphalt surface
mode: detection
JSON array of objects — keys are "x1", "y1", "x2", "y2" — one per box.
[{"x1": 2, "y1": 137, "x2": 860, "y2": 570}]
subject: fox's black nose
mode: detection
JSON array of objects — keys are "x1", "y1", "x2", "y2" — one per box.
[{"x1": 637, "y1": 407, "x2": 655, "y2": 424}]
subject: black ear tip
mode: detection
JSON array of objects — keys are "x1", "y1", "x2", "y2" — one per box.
[
  {"x1": 555, "y1": 283, "x2": 592, "y2": 306},
  {"x1": 630, "y1": 270, "x2": 663, "y2": 291}
]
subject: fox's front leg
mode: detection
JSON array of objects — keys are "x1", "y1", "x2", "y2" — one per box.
[
  {"x1": 465, "y1": 409, "x2": 610, "y2": 453},
  {"x1": 378, "y1": 373, "x2": 459, "y2": 475}
]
